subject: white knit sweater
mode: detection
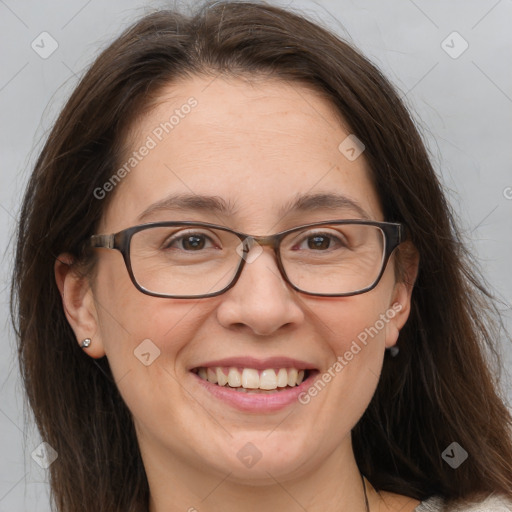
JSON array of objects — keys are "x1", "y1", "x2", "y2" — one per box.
[{"x1": 415, "y1": 494, "x2": 512, "y2": 511}]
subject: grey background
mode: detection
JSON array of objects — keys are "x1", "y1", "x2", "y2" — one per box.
[{"x1": 1, "y1": 0, "x2": 511, "y2": 510}]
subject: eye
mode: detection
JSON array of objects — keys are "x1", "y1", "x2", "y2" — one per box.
[
  {"x1": 293, "y1": 230, "x2": 347, "y2": 251},
  {"x1": 163, "y1": 230, "x2": 217, "y2": 251}
]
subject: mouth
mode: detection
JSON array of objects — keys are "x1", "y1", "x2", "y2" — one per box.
[
  {"x1": 189, "y1": 356, "x2": 320, "y2": 411},
  {"x1": 191, "y1": 366, "x2": 316, "y2": 393}
]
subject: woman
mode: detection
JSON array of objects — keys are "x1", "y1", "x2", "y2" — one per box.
[{"x1": 11, "y1": 1, "x2": 512, "y2": 511}]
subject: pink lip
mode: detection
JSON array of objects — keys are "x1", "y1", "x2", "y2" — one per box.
[
  {"x1": 189, "y1": 356, "x2": 316, "y2": 371},
  {"x1": 190, "y1": 370, "x2": 319, "y2": 412}
]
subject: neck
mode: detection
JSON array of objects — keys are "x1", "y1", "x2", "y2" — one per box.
[{"x1": 145, "y1": 437, "x2": 373, "y2": 512}]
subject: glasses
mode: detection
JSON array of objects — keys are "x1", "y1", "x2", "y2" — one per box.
[{"x1": 88, "y1": 220, "x2": 405, "y2": 299}]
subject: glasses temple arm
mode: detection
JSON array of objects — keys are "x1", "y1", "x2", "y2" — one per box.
[{"x1": 89, "y1": 234, "x2": 116, "y2": 249}]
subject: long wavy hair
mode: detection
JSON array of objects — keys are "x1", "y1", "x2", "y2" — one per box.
[{"x1": 11, "y1": 1, "x2": 512, "y2": 511}]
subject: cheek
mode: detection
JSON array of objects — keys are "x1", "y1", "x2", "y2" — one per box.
[
  {"x1": 307, "y1": 244, "x2": 399, "y2": 361},
  {"x1": 314, "y1": 291, "x2": 392, "y2": 356},
  {"x1": 93, "y1": 272, "x2": 220, "y2": 438},
  {"x1": 302, "y1": 291, "x2": 394, "y2": 423},
  {"x1": 93, "y1": 258, "x2": 212, "y2": 378}
]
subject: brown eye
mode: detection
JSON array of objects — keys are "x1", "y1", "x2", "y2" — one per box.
[
  {"x1": 181, "y1": 234, "x2": 206, "y2": 250},
  {"x1": 292, "y1": 230, "x2": 346, "y2": 252},
  {"x1": 162, "y1": 230, "x2": 216, "y2": 251},
  {"x1": 307, "y1": 235, "x2": 332, "y2": 250}
]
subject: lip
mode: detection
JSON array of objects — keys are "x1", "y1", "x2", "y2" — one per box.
[
  {"x1": 188, "y1": 356, "x2": 316, "y2": 371},
  {"x1": 190, "y1": 368, "x2": 320, "y2": 412}
]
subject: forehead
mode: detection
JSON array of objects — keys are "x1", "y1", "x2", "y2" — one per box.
[{"x1": 101, "y1": 75, "x2": 382, "y2": 232}]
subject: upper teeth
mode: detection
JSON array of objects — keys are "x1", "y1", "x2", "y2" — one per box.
[{"x1": 196, "y1": 367, "x2": 306, "y2": 390}]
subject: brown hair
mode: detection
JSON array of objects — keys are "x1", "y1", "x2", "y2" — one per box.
[{"x1": 11, "y1": 1, "x2": 512, "y2": 511}]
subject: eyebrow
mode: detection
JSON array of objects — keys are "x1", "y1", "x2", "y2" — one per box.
[
  {"x1": 278, "y1": 192, "x2": 371, "y2": 220},
  {"x1": 136, "y1": 192, "x2": 371, "y2": 222}
]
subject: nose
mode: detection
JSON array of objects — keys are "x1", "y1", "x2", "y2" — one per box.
[{"x1": 215, "y1": 244, "x2": 304, "y2": 336}]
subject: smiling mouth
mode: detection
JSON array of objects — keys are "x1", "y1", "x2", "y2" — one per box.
[{"x1": 191, "y1": 367, "x2": 315, "y2": 393}]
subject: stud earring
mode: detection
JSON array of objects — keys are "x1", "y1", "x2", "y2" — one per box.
[
  {"x1": 387, "y1": 345, "x2": 399, "y2": 357},
  {"x1": 386, "y1": 328, "x2": 400, "y2": 357},
  {"x1": 80, "y1": 338, "x2": 92, "y2": 348}
]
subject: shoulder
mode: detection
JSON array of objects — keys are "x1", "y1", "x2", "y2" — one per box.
[{"x1": 415, "y1": 494, "x2": 512, "y2": 511}]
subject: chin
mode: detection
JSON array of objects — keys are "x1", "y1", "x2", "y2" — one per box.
[{"x1": 205, "y1": 434, "x2": 321, "y2": 485}]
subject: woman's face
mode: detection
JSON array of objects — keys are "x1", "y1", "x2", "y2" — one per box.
[{"x1": 61, "y1": 76, "x2": 415, "y2": 486}]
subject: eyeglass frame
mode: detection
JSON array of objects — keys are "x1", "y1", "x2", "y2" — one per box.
[{"x1": 87, "y1": 219, "x2": 405, "y2": 299}]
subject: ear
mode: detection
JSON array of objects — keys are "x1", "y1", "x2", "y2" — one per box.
[
  {"x1": 385, "y1": 241, "x2": 420, "y2": 348},
  {"x1": 54, "y1": 253, "x2": 106, "y2": 358}
]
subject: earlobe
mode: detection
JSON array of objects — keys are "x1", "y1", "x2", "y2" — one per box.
[
  {"x1": 54, "y1": 254, "x2": 106, "y2": 358},
  {"x1": 384, "y1": 295, "x2": 409, "y2": 349},
  {"x1": 385, "y1": 242, "x2": 420, "y2": 348}
]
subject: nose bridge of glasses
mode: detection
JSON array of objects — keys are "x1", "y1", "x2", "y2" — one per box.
[
  {"x1": 240, "y1": 234, "x2": 281, "y2": 260},
  {"x1": 235, "y1": 234, "x2": 289, "y2": 292}
]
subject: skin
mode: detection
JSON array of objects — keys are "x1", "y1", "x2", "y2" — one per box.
[{"x1": 56, "y1": 75, "x2": 420, "y2": 512}]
